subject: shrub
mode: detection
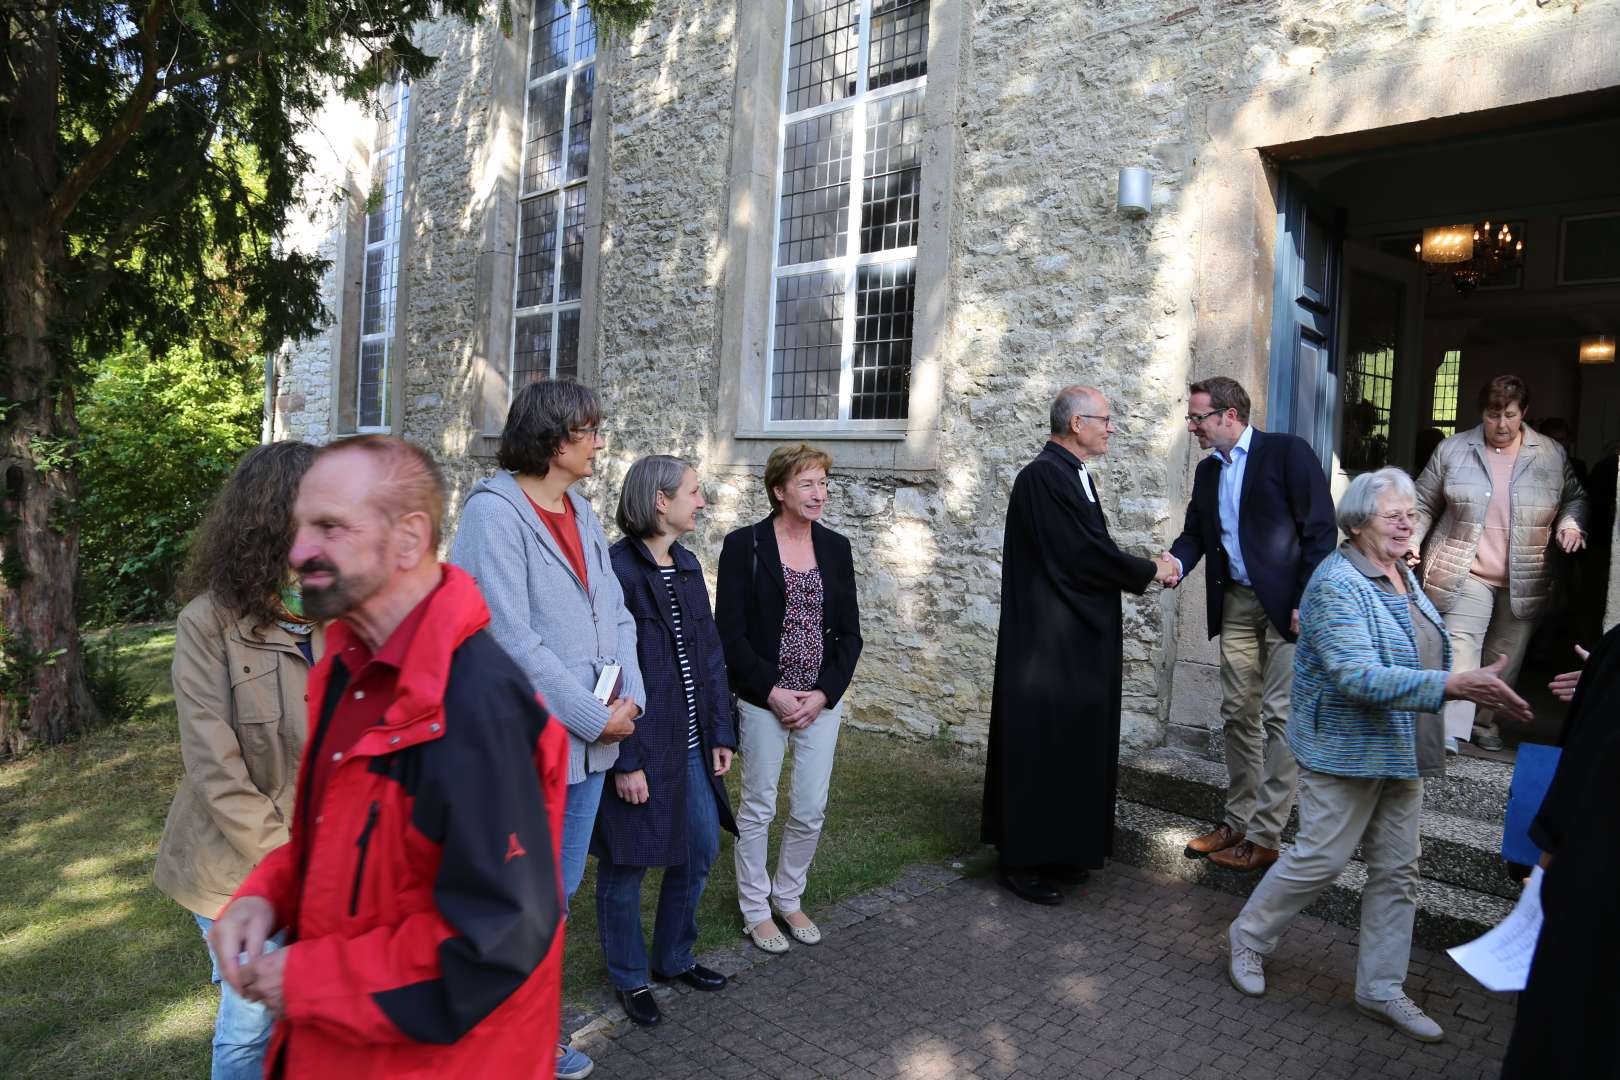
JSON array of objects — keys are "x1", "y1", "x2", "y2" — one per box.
[
  {"x1": 83, "y1": 635, "x2": 156, "y2": 725},
  {"x1": 77, "y1": 344, "x2": 262, "y2": 625}
]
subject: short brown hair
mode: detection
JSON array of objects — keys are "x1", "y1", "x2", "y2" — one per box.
[
  {"x1": 317, "y1": 435, "x2": 448, "y2": 548},
  {"x1": 1478, "y1": 375, "x2": 1530, "y2": 415},
  {"x1": 1189, "y1": 376, "x2": 1251, "y2": 423},
  {"x1": 763, "y1": 443, "x2": 832, "y2": 513},
  {"x1": 498, "y1": 380, "x2": 602, "y2": 477}
]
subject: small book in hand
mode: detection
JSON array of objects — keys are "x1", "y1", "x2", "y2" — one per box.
[{"x1": 593, "y1": 663, "x2": 623, "y2": 705}]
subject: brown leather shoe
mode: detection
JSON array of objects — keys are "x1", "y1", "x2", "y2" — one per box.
[
  {"x1": 1208, "y1": 840, "x2": 1279, "y2": 872},
  {"x1": 1184, "y1": 824, "x2": 1244, "y2": 859}
]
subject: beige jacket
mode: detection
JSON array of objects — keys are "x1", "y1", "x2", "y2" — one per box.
[
  {"x1": 153, "y1": 594, "x2": 322, "y2": 918},
  {"x1": 1412, "y1": 424, "x2": 1588, "y2": 620}
]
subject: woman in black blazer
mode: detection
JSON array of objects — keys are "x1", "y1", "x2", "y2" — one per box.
[
  {"x1": 596, "y1": 455, "x2": 738, "y2": 1029},
  {"x1": 715, "y1": 444, "x2": 862, "y2": 954}
]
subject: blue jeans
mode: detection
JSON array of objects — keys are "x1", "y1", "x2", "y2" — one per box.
[
  {"x1": 193, "y1": 913, "x2": 285, "y2": 1080},
  {"x1": 562, "y1": 770, "x2": 606, "y2": 908},
  {"x1": 595, "y1": 747, "x2": 721, "y2": 990}
]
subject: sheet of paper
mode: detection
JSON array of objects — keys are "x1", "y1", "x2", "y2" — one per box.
[{"x1": 1446, "y1": 865, "x2": 1544, "y2": 992}]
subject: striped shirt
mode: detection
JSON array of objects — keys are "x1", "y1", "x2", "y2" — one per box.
[{"x1": 658, "y1": 566, "x2": 701, "y2": 750}]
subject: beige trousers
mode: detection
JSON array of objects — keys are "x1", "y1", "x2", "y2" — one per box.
[
  {"x1": 1231, "y1": 768, "x2": 1423, "y2": 1002},
  {"x1": 1439, "y1": 576, "x2": 1537, "y2": 742},
  {"x1": 1217, "y1": 584, "x2": 1299, "y2": 848},
  {"x1": 733, "y1": 698, "x2": 843, "y2": 927}
]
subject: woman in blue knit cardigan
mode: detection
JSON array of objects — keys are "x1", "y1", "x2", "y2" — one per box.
[{"x1": 1223, "y1": 467, "x2": 1532, "y2": 1044}]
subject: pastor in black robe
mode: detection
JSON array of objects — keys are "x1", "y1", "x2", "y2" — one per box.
[
  {"x1": 981, "y1": 440, "x2": 1158, "y2": 870},
  {"x1": 1500, "y1": 618, "x2": 1620, "y2": 1080}
]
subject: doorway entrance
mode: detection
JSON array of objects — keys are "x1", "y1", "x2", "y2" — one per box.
[{"x1": 1266, "y1": 112, "x2": 1620, "y2": 751}]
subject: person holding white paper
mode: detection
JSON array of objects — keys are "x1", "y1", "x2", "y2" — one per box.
[{"x1": 1501, "y1": 619, "x2": 1620, "y2": 1078}]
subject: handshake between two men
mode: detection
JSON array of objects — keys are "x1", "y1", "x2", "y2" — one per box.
[{"x1": 1148, "y1": 550, "x2": 1300, "y2": 638}]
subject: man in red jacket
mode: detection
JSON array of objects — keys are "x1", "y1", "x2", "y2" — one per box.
[{"x1": 208, "y1": 434, "x2": 569, "y2": 1079}]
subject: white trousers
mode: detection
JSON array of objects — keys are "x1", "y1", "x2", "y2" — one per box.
[
  {"x1": 1231, "y1": 767, "x2": 1422, "y2": 1002},
  {"x1": 1439, "y1": 576, "x2": 1537, "y2": 742},
  {"x1": 733, "y1": 698, "x2": 842, "y2": 926}
]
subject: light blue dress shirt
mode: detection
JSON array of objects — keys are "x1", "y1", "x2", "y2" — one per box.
[{"x1": 1217, "y1": 424, "x2": 1254, "y2": 586}]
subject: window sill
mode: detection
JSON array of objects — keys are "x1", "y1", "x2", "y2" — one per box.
[{"x1": 731, "y1": 429, "x2": 908, "y2": 442}]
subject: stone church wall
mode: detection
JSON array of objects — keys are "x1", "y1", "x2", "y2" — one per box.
[{"x1": 268, "y1": 0, "x2": 1620, "y2": 748}]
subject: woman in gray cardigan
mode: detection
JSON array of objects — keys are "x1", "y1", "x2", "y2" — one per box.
[{"x1": 449, "y1": 380, "x2": 643, "y2": 1080}]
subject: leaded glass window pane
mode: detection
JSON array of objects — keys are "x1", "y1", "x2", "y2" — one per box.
[
  {"x1": 778, "y1": 110, "x2": 853, "y2": 266},
  {"x1": 559, "y1": 185, "x2": 588, "y2": 302},
  {"x1": 852, "y1": 259, "x2": 912, "y2": 419},
  {"x1": 567, "y1": 64, "x2": 594, "y2": 183},
  {"x1": 531, "y1": 0, "x2": 570, "y2": 78},
  {"x1": 356, "y1": 75, "x2": 410, "y2": 431},
  {"x1": 358, "y1": 341, "x2": 387, "y2": 428},
  {"x1": 516, "y1": 193, "x2": 560, "y2": 309},
  {"x1": 771, "y1": 271, "x2": 845, "y2": 422},
  {"x1": 868, "y1": 0, "x2": 928, "y2": 88},
  {"x1": 524, "y1": 79, "x2": 568, "y2": 194},
  {"x1": 513, "y1": 313, "x2": 555, "y2": 386},
  {"x1": 786, "y1": 0, "x2": 859, "y2": 113},
  {"x1": 556, "y1": 309, "x2": 581, "y2": 380},
  {"x1": 861, "y1": 87, "x2": 923, "y2": 253}
]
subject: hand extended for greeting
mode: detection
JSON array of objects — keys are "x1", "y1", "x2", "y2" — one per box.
[{"x1": 1153, "y1": 551, "x2": 1181, "y2": 588}]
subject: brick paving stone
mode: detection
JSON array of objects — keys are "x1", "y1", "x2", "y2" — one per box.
[{"x1": 568, "y1": 864, "x2": 1510, "y2": 1078}]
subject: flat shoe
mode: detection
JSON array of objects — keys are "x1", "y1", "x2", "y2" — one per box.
[
  {"x1": 615, "y1": 986, "x2": 661, "y2": 1028},
  {"x1": 744, "y1": 921, "x2": 790, "y2": 954},
  {"x1": 776, "y1": 914, "x2": 821, "y2": 945}
]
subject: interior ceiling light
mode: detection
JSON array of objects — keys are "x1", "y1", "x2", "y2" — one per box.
[
  {"x1": 1579, "y1": 335, "x2": 1616, "y2": 365},
  {"x1": 1414, "y1": 220, "x2": 1524, "y2": 294}
]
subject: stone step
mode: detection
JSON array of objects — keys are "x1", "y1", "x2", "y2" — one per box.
[
  {"x1": 1111, "y1": 799, "x2": 1514, "y2": 952},
  {"x1": 1119, "y1": 748, "x2": 1521, "y2": 901}
]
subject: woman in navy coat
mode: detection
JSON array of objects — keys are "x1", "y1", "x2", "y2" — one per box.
[{"x1": 595, "y1": 455, "x2": 738, "y2": 1028}]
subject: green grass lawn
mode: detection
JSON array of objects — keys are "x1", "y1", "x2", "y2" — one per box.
[{"x1": 0, "y1": 624, "x2": 984, "y2": 1078}]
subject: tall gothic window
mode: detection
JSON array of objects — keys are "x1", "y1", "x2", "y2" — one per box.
[
  {"x1": 357, "y1": 76, "x2": 410, "y2": 430},
  {"x1": 513, "y1": 0, "x2": 596, "y2": 387},
  {"x1": 1431, "y1": 350, "x2": 1461, "y2": 436},
  {"x1": 768, "y1": 0, "x2": 928, "y2": 424}
]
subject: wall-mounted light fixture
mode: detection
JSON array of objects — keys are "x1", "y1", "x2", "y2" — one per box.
[
  {"x1": 1117, "y1": 167, "x2": 1152, "y2": 215},
  {"x1": 1578, "y1": 335, "x2": 1615, "y2": 365}
]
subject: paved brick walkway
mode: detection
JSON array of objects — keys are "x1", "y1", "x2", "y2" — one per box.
[{"x1": 571, "y1": 862, "x2": 1512, "y2": 1079}]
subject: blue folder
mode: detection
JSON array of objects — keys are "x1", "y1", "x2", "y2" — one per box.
[{"x1": 1501, "y1": 742, "x2": 1562, "y2": 867}]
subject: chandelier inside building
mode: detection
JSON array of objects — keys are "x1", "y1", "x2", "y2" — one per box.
[{"x1": 1414, "y1": 220, "x2": 1524, "y2": 294}]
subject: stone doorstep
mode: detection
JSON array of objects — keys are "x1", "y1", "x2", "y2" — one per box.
[
  {"x1": 1119, "y1": 748, "x2": 1522, "y2": 901},
  {"x1": 1112, "y1": 799, "x2": 1514, "y2": 953},
  {"x1": 1127, "y1": 751, "x2": 1516, "y2": 829},
  {"x1": 560, "y1": 861, "x2": 966, "y2": 1044}
]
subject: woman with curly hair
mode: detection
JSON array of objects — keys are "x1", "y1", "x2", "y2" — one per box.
[{"x1": 153, "y1": 440, "x2": 320, "y2": 1080}]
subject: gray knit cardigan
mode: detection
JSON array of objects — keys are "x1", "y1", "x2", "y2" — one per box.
[{"x1": 449, "y1": 470, "x2": 645, "y2": 784}]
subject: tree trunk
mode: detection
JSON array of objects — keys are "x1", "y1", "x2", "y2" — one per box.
[{"x1": 0, "y1": 8, "x2": 96, "y2": 755}]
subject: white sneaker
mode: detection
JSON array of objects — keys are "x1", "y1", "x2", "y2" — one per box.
[
  {"x1": 1355, "y1": 994, "x2": 1444, "y2": 1042},
  {"x1": 1227, "y1": 926, "x2": 1265, "y2": 996}
]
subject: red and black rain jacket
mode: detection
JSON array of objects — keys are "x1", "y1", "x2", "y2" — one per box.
[{"x1": 231, "y1": 564, "x2": 567, "y2": 1078}]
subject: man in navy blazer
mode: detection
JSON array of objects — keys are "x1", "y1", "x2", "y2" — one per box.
[{"x1": 1166, "y1": 377, "x2": 1336, "y2": 872}]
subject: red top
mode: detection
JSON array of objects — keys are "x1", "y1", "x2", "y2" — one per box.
[
  {"x1": 304, "y1": 581, "x2": 436, "y2": 845},
  {"x1": 527, "y1": 492, "x2": 588, "y2": 587}
]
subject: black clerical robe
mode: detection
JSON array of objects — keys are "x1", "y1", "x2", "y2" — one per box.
[
  {"x1": 1501, "y1": 618, "x2": 1620, "y2": 1079},
  {"x1": 981, "y1": 441, "x2": 1157, "y2": 869}
]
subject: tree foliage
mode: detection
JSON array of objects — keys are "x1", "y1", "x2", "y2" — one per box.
[
  {"x1": 78, "y1": 343, "x2": 262, "y2": 625},
  {"x1": 0, "y1": 0, "x2": 656, "y2": 752}
]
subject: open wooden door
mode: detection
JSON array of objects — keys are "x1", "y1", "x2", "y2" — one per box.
[
  {"x1": 1266, "y1": 178, "x2": 1341, "y2": 475},
  {"x1": 1330, "y1": 243, "x2": 1428, "y2": 502}
]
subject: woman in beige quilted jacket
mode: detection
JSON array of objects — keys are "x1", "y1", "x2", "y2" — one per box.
[
  {"x1": 152, "y1": 441, "x2": 320, "y2": 1080},
  {"x1": 1409, "y1": 374, "x2": 1588, "y2": 751}
]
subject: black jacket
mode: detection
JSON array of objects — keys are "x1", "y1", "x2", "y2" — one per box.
[
  {"x1": 715, "y1": 515, "x2": 863, "y2": 711},
  {"x1": 1168, "y1": 428, "x2": 1336, "y2": 641},
  {"x1": 594, "y1": 537, "x2": 737, "y2": 868}
]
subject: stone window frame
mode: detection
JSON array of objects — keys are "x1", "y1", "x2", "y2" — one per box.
[
  {"x1": 332, "y1": 79, "x2": 418, "y2": 436},
  {"x1": 467, "y1": 0, "x2": 613, "y2": 454},
  {"x1": 713, "y1": 0, "x2": 964, "y2": 471}
]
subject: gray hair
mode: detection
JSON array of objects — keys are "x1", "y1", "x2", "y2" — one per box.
[
  {"x1": 616, "y1": 454, "x2": 693, "y2": 539},
  {"x1": 1337, "y1": 466, "x2": 1416, "y2": 536},
  {"x1": 1050, "y1": 385, "x2": 1098, "y2": 435}
]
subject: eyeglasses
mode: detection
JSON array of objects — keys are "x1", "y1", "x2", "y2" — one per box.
[
  {"x1": 1185, "y1": 408, "x2": 1223, "y2": 424},
  {"x1": 1377, "y1": 510, "x2": 1418, "y2": 525},
  {"x1": 572, "y1": 425, "x2": 606, "y2": 440},
  {"x1": 1076, "y1": 413, "x2": 1115, "y2": 426}
]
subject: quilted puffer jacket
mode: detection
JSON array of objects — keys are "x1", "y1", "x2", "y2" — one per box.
[{"x1": 1411, "y1": 424, "x2": 1588, "y2": 619}]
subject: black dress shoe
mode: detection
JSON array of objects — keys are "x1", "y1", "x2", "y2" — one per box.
[
  {"x1": 1042, "y1": 864, "x2": 1091, "y2": 886},
  {"x1": 653, "y1": 963, "x2": 727, "y2": 991},
  {"x1": 616, "y1": 986, "x2": 662, "y2": 1027},
  {"x1": 995, "y1": 867, "x2": 1063, "y2": 906}
]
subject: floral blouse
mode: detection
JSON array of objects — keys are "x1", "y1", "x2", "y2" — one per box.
[{"x1": 777, "y1": 565, "x2": 825, "y2": 691}]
